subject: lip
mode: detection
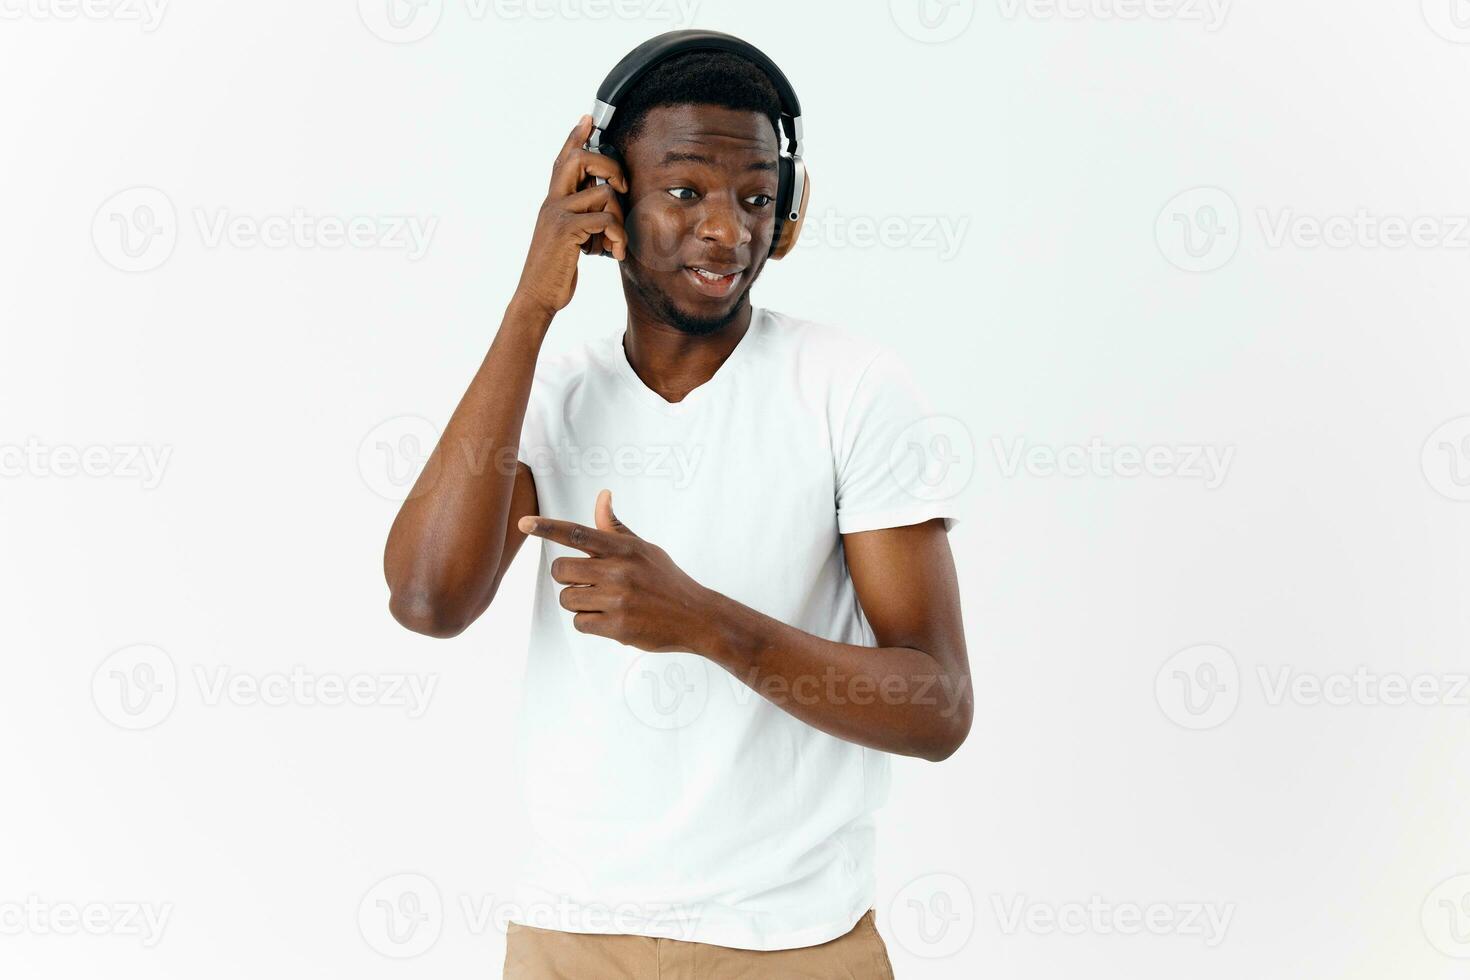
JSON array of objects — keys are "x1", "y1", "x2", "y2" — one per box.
[{"x1": 682, "y1": 265, "x2": 745, "y2": 298}]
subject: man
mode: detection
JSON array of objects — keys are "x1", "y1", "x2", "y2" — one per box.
[{"x1": 383, "y1": 40, "x2": 971, "y2": 979}]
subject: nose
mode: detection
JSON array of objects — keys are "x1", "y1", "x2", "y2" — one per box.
[{"x1": 693, "y1": 191, "x2": 751, "y2": 251}]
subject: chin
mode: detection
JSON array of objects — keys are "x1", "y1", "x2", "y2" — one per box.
[
  {"x1": 639, "y1": 273, "x2": 754, "y2": 336},
  {"x1": 666, "y1": 300, "x2": 745, "y2": 335}
]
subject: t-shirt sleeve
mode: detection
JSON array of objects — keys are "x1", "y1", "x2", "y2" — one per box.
[
  {"x1": 516, "y1": 375, "x2": 548, "y2": 470},
  {"x1": 834, "y1": 349, "x2": 967, "y2": 535}
]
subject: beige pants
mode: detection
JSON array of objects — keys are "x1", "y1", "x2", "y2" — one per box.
[{"x1": 503, "y1": 908, "x2": 896, "y2": 979}]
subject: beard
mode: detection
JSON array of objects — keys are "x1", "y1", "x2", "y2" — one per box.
[{"x1": 626, "y1": 265, "x2": 754, "y2": 336}]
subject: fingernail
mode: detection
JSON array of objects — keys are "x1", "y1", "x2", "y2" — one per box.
[{"x1": 518, "y1": 517, "x2": 536, "y2": 533}]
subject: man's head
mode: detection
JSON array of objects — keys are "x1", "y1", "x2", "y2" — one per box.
[{"x1": 601, "y1": 51, "x2": 783, "y2": 335}]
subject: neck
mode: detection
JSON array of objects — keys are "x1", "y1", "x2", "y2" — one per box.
[{"x1": 621, "y1": 298, "x2": 754, "y2": 404}]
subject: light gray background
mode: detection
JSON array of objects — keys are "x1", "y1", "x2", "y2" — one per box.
[{"x1": 4, "y1": 0, "x2": 1470, "y2": 977}]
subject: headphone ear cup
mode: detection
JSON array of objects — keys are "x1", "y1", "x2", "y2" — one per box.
[
  {"x1": 770, "y1": 159, "x2": 809, "y2": 260},
  {"x1": 769, "y1": 155, "x2": 792, "y2": 257},
  {"x1": 598, "y1": 142, "x2": 623, "y2": 173},
  {"x1": 581, "y1": 142, "x2": 625, "y2": 257},
  {"x1": 597, "y1": 144, "x2": 628, "y2": 209}
]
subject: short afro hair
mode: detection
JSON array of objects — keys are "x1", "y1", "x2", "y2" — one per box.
[{"x1": 601, "y1": 49, "x2": 783, "y2": 156}]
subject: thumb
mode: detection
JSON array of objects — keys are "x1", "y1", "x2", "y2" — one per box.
[{"x1": 594, "y1": 488, "x2": 637, "y2": 536}]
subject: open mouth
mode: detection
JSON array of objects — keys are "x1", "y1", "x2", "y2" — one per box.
[{"x1": 682, "y1": 265, "x2": 745, "y2": 298}]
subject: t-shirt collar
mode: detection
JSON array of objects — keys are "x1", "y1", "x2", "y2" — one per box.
[{"x1": 611, "y1": 307, "x2": 766, "y2": 416}]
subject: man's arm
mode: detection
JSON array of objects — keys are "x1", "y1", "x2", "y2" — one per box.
[
  {"x1": 382, "y1": 304, "x2": 544, "y2": 638},
  {"x1": 524, "y1": 492, "x2": 972, "y2": 761},
  {"x1": 703, "y1": 518, "x2": 971, "y2": 762},
  {"x1": 382, "y1": 115, "x2": 627, "y2": 637}
]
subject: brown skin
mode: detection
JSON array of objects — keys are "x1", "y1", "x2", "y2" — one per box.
[{"x1": 383, "y1": 107, "x2": 973, "y2": 761}]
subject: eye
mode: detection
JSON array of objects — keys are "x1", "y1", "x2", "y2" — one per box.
[
  {"x1": 667, "y1": 187, "x2": 697, "y2": 201},
  {"x1": 745, "y1": 193, "x2": 774, "y2": 208}
]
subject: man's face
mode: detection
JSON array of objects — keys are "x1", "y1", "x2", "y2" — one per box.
[{"x1": 616, "y1": 103, "x2": 780, "y2": 335}]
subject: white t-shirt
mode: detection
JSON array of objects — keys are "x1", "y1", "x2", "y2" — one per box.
[{"x1": 507, "y1": 306, "x2": 958, "y2": 951}]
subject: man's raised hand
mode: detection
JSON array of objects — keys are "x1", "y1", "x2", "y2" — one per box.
[{"x1": 512, "y1": 115, "x2": 629, "y2": 318}]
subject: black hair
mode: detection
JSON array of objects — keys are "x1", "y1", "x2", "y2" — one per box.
[{"x1": 601, "y1": 49, "x2": 782, "y2": 156}]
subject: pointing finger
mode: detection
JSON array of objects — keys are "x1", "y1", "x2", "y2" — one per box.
[{"x1": 518, "y1": 516, "x2": 628, "y2": 556}]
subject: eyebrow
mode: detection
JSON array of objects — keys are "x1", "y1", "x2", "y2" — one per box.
[{"x1": 658, "y1": 150, "x2": 778, "y2": 172}]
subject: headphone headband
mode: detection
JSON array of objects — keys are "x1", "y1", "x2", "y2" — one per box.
[
  {"x1": 590, "y1": 29, "x2": 803, "y2": 158},
  {"x1": 587, "y1": 29, "x2": 809, "y2": 259}
]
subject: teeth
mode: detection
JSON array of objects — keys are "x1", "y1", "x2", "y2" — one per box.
[{"x1": 691, "y1": 267, "x2": 735, "y2": 281}]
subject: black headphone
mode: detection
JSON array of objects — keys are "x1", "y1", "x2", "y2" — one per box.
[{"x1": 584, "y1": 29, "x2": 810, "y2": 259}]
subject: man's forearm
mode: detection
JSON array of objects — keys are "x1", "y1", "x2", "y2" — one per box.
[
  {"x1": 516, "y1": 501, "x2": 972, "y2": 759},
  {"x1": 694, "y1": 590, "x2": 973, "y2": 761},
  {"x1": 383, "y1": 295, "x2": 551, "y2": 636}
]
